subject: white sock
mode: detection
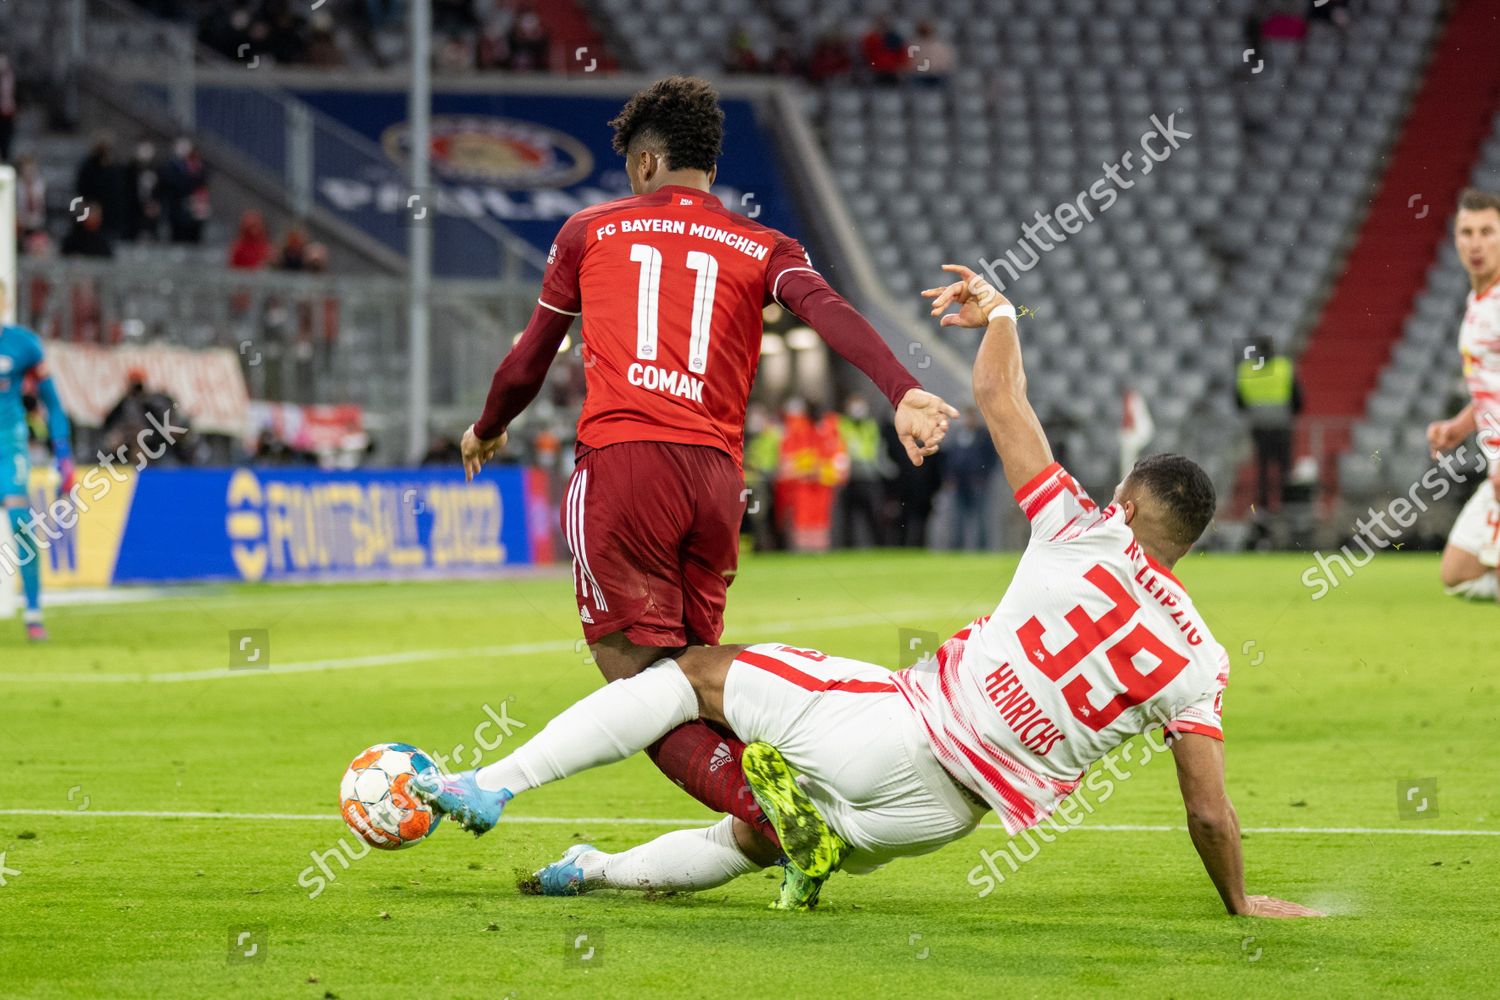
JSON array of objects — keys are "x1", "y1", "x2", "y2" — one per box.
[
  {"x1": 584, "y1": 817, "x2": 761, "y2": 893},
  {"x1": 475, "y1": 660, "x2": 698, "y2": 794},
  {"x1": 1445, "y1": 572, "x2": 1500, "y2": 602}
]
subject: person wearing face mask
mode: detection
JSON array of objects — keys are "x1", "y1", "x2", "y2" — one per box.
[{"x1": 836, "y1": 394, "x2": 890, "y2": 547}]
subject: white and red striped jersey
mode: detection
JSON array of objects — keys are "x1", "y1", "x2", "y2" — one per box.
[
  {"x1": 892, "y1": 462, "x2": 1229, "y2": 834},
  {"x1": 1460, "y1": 279, "x2": 1500, "y2": 468}
]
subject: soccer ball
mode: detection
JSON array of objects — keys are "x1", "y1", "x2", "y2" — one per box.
[{"x1": 339, "y1": 742, "x2": 442, "y2": 850}]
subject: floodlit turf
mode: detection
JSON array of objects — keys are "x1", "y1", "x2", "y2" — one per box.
[{"x1": 1, "y1": 550, "x2": 1497, "y2": 998}]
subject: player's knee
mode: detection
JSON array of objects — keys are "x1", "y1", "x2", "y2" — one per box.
[
  {"x1": 593, "y1": 633, "x2": 675, "y2": 682},
  {"x1": 1439, "y1": 546, "x2": 1482, "y2": 589}
]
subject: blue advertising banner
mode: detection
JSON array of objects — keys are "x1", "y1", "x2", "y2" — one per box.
[
  {"x1": 85, "y1": 465, "x2": 541, "y2": 584},
  {"x1": 286, "y1": 87, "x2": 805, "y2": 277}
]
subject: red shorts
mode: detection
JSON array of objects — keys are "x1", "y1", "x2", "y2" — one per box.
[{"x1": 563, "y1": 441, "x2": 745, "y2": 647}]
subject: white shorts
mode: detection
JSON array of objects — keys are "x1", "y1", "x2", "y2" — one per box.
[
  {"x1": 723, "y1": 643, "x2": 989, "y2": 873},
  {"x1": 1448, "y1": 480, "x2": 1500, "y2": 567}
]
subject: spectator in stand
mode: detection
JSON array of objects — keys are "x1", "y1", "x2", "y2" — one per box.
[
  {"x1": 1307, "y1": 0, "x2": 1351, "y2": 28},
  {"x1": 125, "y1": 141, "x2": 162, "y2": 242},
  {"x1": 724, "y1": 24, "x2": 763, "y2": 74},
  {"x1": 422, "y1": 434, "x2": 464, "y2": 466},
  {"x1": 777, "y1": 400, "x2": 848, "y2": 552},
  {"x1": 304, "y1": 12, "x2": 346, "y2": 67},
  {"x1": 907, "y1": 21, "x2": 955, "y2": 86},
  {"x1": 507, "y1": 9, "x2": 551, "y2": 71},
  {"x1": 16, "y1": 156, "x2": 47, "y2": 242},
  {"x1": 61, "y1": 202, "x2": 114, "y2": 258},
  {"x1": 861, "y1": 15, "x2": 910, "y2": 85},
  {"x1": 945, "y1": 408, "x2": 996, "y2": 551},
  {"x1": 22, "y1": 228, "x2": 54, "y2": 260},
  {"x1": 261, "y1": 0, "x2": 311, "y2": 65},
  {"x1": 477, "y1": 12, "x2": 511, "y2": 70},
  {"x1": 435, "y1": 32, "x2": 476, "y2": 73},
  {"x1": 742, "y1": 403, "x2": 783, "y2": 552},
  {"x1": 0, "y1": 54, "x2": 16, "y2": 163},
  {"x1": 276, "y1": 225, "x2": 311, "y2": 271},
  {"x1": 806, "y1": 30, "x2": 854, "y2": 84},
  {"x1": 251, "y1": 427, "x2": 312, "y2": 465},
  {"x1": 883, "y1": 416, "x2": 943, "y2": 547},
  {"x1": 1236, "y1": 335, "x2": 1303, "y2": 514},
  {"x1": 766, "y1": 30, "x2": 804, "y2": 77},
  {"x1": 304, "y1": 240, "x2": 329, "y2": 272},
  {"x1": 198, "y1": 5, "x2": 252, "y2": 61},
  {"x1": 835, "y1": 394, "x2": 889, "y2": 548},
  {"x1": 76, "y1": 135, "x2": 132, "y2": 240},
  {"x1": 229, "y1": 210, "x2": 274, "y2": 270},
  {"x1": 157, "y1": 138, "x2": 210, "y2": 244},
  {"x1": 102, "y1": 369, "x2": 192, "y2": 465},
  {"x1": 1258, "y1": 0, "x2": 1308, "y2": 42}
]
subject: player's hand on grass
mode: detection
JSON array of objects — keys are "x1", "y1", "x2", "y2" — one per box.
[
  {"x1": 895, "y1": 388, "x2": 960, "y2": 466},
  {"x1": 1425, "y1": 418, "x2": 1467, "y2": 456},
  {"x1": 922, "y1": 264, "x2": 1011, "y2": 329},
  {"x1": 1240, "y1": 895, "x2": 1326, "y2": 918},
  {"x1": 460, "y1": 424, "x2": 507, "y2": 481}
]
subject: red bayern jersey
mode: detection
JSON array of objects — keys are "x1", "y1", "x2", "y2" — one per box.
[{"x1": 539, "y1": 185, "x2": 820, "y2": 465}]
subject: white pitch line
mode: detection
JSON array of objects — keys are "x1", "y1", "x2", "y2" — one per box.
[
  {"x1": 978, "y1": 823, "x2": 1500, "y2": 837},
  {"x1": 0, "y1": 642, "x2": 571, "y2": 685},
  {"x1": 0, "y1": 607, "x2": 963, "y2": 685},
  {"x1": 0, "y1": 809, "x2": 1495, "y2": 837}
]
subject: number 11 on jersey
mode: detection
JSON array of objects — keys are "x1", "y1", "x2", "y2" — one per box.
[{"x1": 630, "y1": 243, "x2": 719, "y2": 375}]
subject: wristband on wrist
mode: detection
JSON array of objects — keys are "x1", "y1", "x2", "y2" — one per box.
[{"x1": 987, "y1": 303, "x2": 1017, "y2": 323}]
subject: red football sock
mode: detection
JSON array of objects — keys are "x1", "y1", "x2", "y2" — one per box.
[{"x1": 646, "y1": 721, "x2": 781, "y2": 849}]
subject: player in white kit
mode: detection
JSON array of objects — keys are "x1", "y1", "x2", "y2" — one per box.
[
  {"x1": 1428, "y1": 189, "x2": 1500, "y2": 602},
  {"x1": 415, "y1": 265, "x2": 1321, "y2": 918}
]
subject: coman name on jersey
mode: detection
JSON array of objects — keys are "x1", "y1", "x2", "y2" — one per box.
[{"x1": 627, "y1": 363, "x2": 705, "y2": 403}]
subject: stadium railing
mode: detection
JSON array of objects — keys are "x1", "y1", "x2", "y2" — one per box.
[
  {"x1": 65, "y1": 0, "x2": 546, "y2": 283},
  {"x1": 18, "y1": 257, "x2": 538, "y2": 459}
]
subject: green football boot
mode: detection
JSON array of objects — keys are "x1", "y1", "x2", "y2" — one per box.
[
  {"x1": 741, "y1": 741, "x2": 851, "y2": 894},
  {"x1": 770, "y1": 861, "x2": 827, "y2": 912}
]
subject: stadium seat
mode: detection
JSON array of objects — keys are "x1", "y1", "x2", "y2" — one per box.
[{"x1": 579, "y1": 0, "x2": 1444, "y2": 498}]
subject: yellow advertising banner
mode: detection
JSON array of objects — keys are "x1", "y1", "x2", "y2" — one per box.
[{"x1": 29, "y1": 466, "x2": 137, "y2": 589}]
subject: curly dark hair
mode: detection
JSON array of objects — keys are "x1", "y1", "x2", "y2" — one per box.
[
  {"x1": 1124, "y1": 453, "x2": 1217, "y2": 550},
  {"x1": 608, "y1": 76, "x2": 724, "y2": 173}
]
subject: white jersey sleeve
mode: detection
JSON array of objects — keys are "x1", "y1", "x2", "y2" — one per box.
[
  {"x1": 1014, "y1": 462, "x2": 1111, "y2": 542},
  {"x1": 1460, "y1": 282, "x2": 1500, "y2": 462},
  {"x1": 1162, "y1": 649, "x2": 1228, "y2": 741},
  {"x1": 894, "y1": 462, "x2": 1230, "y2": 834}
]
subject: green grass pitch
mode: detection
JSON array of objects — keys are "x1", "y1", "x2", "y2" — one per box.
[{"x1": 0, "y1": 550, "x2": 1496, "y2": 997}]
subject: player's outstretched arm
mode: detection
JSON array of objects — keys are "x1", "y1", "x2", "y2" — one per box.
[
  {"x1": 31, "y1": 363, "x2": 75, "y2": 494},
  {"x1": 1170, "y1": 733, "x2": 1325, "y2": 918},
  {"x1": 463, "y1": 303, "x2": 575, "y2": 480},
  {"x1": 775, "y1": 269, "x2": 959, "y2": 465},
  {"x1": 923, "y1": 265, "x2": 1052, "y2": 494}
]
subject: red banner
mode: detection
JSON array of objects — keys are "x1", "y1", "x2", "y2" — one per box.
[
  {"x1": 46, "y1": 342, "x2": 251, "y2": 436},
  {"x1": 246, "y1": 401, "x2": 365, "y2": 452}
]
